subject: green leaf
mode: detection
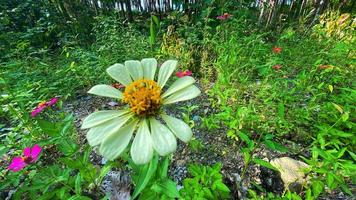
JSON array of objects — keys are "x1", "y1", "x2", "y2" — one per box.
[
  {"x1": 238, "y1": 131, "x2": 254, "y2": 149},
  {"x1": 253, "y1": 158, "x2": 277, "y2": 171},
  {"x1": 152, "y1": 15, "x2": 159, "y2": 26},
  {"x1": 37, "y1": 119, "x2": 61, "y2": 136},
  {"x1": 156, "y1": 179, "x2": 180, "y2": 198},
  {"x1": 341, "y1": 112, "x2": 349, "y2": 122},
  {"x1": 305, "y1": 189, "x2": 312, "y2": 200},
  {"x1": 326, "y1": 173, "x2": 335, "y2": 189},
  {"x1": 131, "y1": 154, "x2": 159, "y2": 199},
  {"x1": 57, "y1": 140, "x2": 78, "y2": 156},
  {"x1": 75, "y1": 174, "x2": 82, "y2": 195},
  {"x1": 97, "y1": 164, "x2": 112, "y2": 185},
  {"x1": 328, "y1": 85, "x2": 333, "y2": 93},
  {"x1": 332, "y1": 103, "x2": 343, "y2": 114},
  {"x1": 312, "y1": 180, "x2": 324, "y2": 197},
  {"x1": 277, "y1": 102, "x2": 285, "y2": 120},
  {"x1": 67, "y1": 195, "x2": 92, "y2": 200},
  {"x1": 348, "y1": 151, "x2": 356, "y2": 161},
  {"x1": 337, "y1": 147, "x2": 347, "y2": 158},
  {"x1": 0, "y1": 145, "x2": 9, "y2": 158},
  {"x1": 157, "y1": 156, "x2": 169, "y2": 179},
  {"x1": 215, "y1": 181, "x2": 230, "y2": 192},
  {"x1": 263, "y1": 140, "x2": 288, "y2": 152}
]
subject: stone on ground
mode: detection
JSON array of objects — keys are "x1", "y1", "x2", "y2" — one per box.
[{"x1": 270, "y1": 157, "x2": 309, "y2": 192}]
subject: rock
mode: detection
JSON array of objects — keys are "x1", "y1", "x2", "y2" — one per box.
[
  {"x1": 108, "y1": 101, "x2": 118, "y2": 107},
  {"x1": 176, "y1": 159, "x2": 186, "y2": 166},
  {"x1": 101, "y1": 171, "x2": 131, "y2": 200},
  {"x1": 192, "y1": 115, "x2": 200, "y2": 121},
  {"x1": 270, "y1": 157, "x2": 309, "y2": 192}
]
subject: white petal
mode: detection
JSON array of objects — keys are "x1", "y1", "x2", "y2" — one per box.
[
  {"x1": 162, "y1": 76, "x2": 195, "y2": 98},
  {"x1": 141, "y1": 58, "x2": 157, "y2": 80},
  {"x1": 81, "y1": 110, "x2": 130, "y2": 129},
  {"x1": 163, "y1": 85, "x2": 201, "y2": 105},
  {"x1": 149, "y1": 118, "x2": 177, "y2": 156},
  {"x1": 157, "y1": 60, "x2": 177, "y2": 88},
  {"x1": 99, "y1": 119, "x2": 138, "y2": 160},
  {"x1": 86, "y1": 113, "x2": 133, "y2": 146},
  {"x1": 88, "y1": 84, "x2": 123, "y2": 99},
  {"x1": 125, "y1": 60, "x2": 143, "y2": 81},
  {"x1": 130, "y1": 119, "x2": 153, "y2": 164},
  {"x1": 106, "y1": 63, "x2": 132, "y2": 86},
  {"x1": 162, "y1": 114, "x2": 192, "y2": 142}
]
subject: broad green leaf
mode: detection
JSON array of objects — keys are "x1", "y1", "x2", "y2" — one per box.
[
  {"x1": 215, "y1": 181, "x2": 230, "y2": 192},
  {"x1": 155, "y1": 179, "x2": 180, "y2": 198},
  {"x1": 312, "y1": 180, "x2": 324, "y2": 197},
  {"x1": 37, "y1": 119, "x2": 61, "y2": 136}
]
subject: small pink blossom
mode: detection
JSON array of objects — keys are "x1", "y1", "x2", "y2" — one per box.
[
  {"x1": 8, "y1": 144, "x2": 42, "y2": 172},
  {"x1": 46, "y1": 97, "x2": 58, "y2": 106},
  {"x1": 176, "y1": 70, "x2": 192, "y2": 78},
  {"x1": 31, "y1": 105, "x2": 46, "y2": 117},
  {"x1": 31, "y1": 97, "x2": 59, "y2": 117}
]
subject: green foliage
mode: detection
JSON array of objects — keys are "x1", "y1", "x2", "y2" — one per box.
[
  {"x1": 1, "y1": 103, "x2": 110, "y2": 199},
  {"x1": 180, "y1": 163, "x2": 230, "y2": 199},
  {"x1": 93, "y1": 14, "x2": 152, "y2": 63},
  {"x1": 130, "y1": 156, "x2": 180, "y2": 200}
]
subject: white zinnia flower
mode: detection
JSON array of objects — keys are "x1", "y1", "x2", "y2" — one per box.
[{"x1": 81, "y1": 58, "x2": 201, "y2": 164}]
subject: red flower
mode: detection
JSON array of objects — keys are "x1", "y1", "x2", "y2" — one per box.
[
  {"x1": 272, "y1": 47, "x2": 282, "y2": 54},
  {"x1": 217, "y1": 13, "x2": 232, "y2": 20},
  {"x1": 272, "y1": 65, "x2": 282, "y2": 70},
  {"x1": 176, "y1": 70, "x2": 192, "y2": 78}
]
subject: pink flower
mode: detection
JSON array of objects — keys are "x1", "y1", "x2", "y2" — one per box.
[
  {"x1": 176, "y1": 70, "x2": 192, "y2": 78},
  {"x1": 31, "y1": 105, "x2": 46, "y2": 117},
  {"x1": 8, "y1": 144, "x2": 42, "y2": 172},
  {"x1": 31, "y1": 97, "x2": 59, "y2": 117},
  {"x1": 217, "y1": 13, "x2": 232, "y2": 20},
  {"x1": 46, "y1": 97, "x2": 58, "y2": 106}
]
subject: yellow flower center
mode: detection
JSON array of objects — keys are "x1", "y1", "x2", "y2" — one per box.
[{"x1": 123, "y1": 79, "x2": 162, "y2": 116}]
